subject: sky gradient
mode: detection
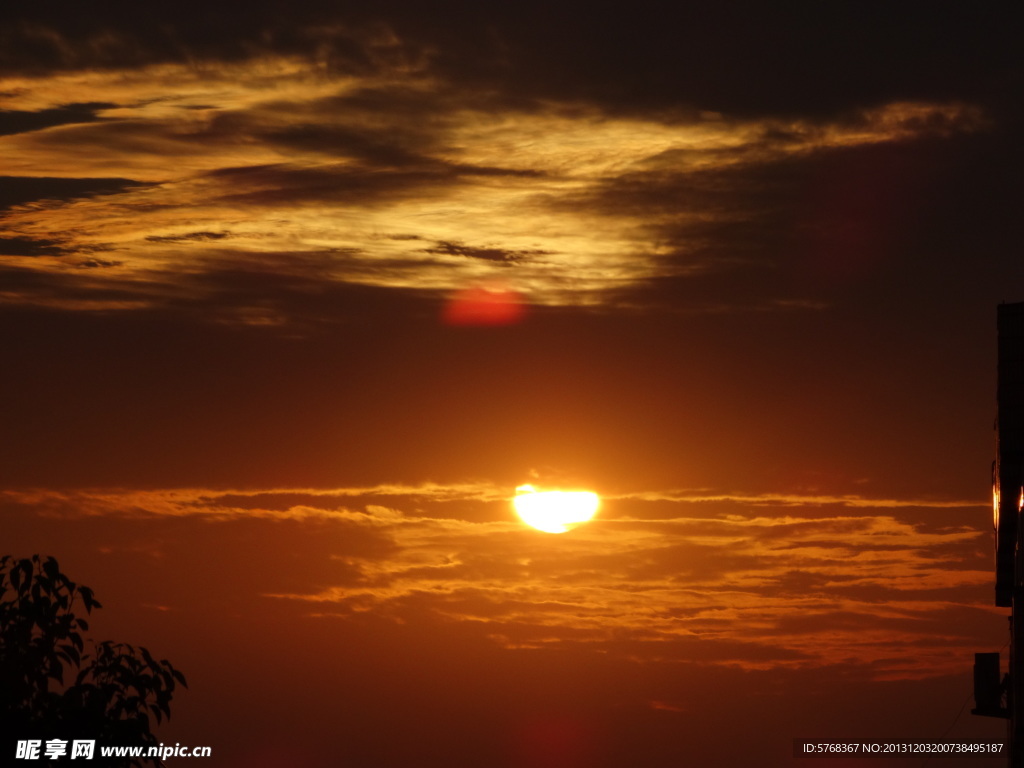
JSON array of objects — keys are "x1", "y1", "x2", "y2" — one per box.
[{"x1": 3, "y1": 2, "x2": 1022, "y2": 766}]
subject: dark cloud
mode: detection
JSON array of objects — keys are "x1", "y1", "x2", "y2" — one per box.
[
  {"x1": 0, "y1": 175, "x2": 145, "y2": 211},
  {"x1": 0, "y1": 6, "x2": 416, "y2": 76},
  {"x1": 75, "y1": 257, "x2": 123, "y2": 268},
  {"x1": 0, "y1": 102, "x2": 114, "y2": 136},
  {"x1": 585, "y1": 126, "x2": 1024, "y2": 315},
  {"x1": 207, "y1": 162, "x2": 465, "y2": 208},
  {"x1": 3, "y1": 3, "x2": 1018, "y2": 122},
  {"x1": 265, "y1": 123, "x2": 438, "y2": 167},
  {"x1": 145, "y1": 231, "x2": 232, "y2": 243},
  {"x1": 0, "y1": 235, "x2": 117, "y2": 259},
  {"x1": 0, "y1": 234, "x2": 66, "y2": 256},
  {"x1": 416, "y1": 2, "x2": 1022, "y2": 120},
  {"x1": 256, "y1": 87, "x2": 547, "y2": 175},
  {"x1": 420, "y1": 240, "x2": 550, "y2": 263}
]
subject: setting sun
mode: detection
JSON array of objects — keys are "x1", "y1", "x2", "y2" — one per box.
[{"x1": 512, "y1": 484, "x2": 600, "y2": 533}]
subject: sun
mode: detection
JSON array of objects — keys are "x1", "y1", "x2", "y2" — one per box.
[{"x1": 513, "y1": 484, "x2": 600, "y2": 534}]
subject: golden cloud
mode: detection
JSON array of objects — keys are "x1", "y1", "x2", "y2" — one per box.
[{"x1": 0, "y1": 54, "x2": 988, "y2": 318}]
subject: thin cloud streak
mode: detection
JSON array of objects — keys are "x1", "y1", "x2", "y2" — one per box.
[
  {"x1": 0, "y1": 483, "x2": 987, "y2": 516},
  {"x1": 608, "y1": 489, "x2": 987, "y2": 509}
]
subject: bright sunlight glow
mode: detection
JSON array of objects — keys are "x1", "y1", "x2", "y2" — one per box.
[{"x1": 513, "y1": 484, "x2": 600, "y2": 534}]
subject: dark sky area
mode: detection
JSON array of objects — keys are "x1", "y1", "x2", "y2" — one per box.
[{"x1": 2, "y1": 2, "x2": 1022, "y2": 766}]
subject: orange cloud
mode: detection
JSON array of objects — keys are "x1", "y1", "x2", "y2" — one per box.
[{"x1": 1, "y1": 484, "x2": 995, "y2": 679}]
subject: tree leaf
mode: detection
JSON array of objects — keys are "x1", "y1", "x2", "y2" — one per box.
[
  {"x1": 18, "y1": 558, "x2": 33, "y2": 594},
  {"x1": 43, "y1": 557, "x2": 59, "y2": 582}
]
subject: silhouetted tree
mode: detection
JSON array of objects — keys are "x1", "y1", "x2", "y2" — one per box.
[{"x1": 0, "y1": 555, "x2": 186, "y2": 767}]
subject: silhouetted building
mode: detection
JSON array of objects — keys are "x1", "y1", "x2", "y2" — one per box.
[{"x1": 976, "y1": 303, "x2": 1024, "y2": 765}]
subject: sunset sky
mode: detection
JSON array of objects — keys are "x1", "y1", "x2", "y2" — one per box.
[{"x1": 2, "y1": 2, "x2": 1023, "y2": 766}]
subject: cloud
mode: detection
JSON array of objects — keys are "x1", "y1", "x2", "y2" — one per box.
[
  {"x1": 606, "y1": 488, "x2": 986, "y2": 509},
  {"x1": 0, "y1": 175, "x2": 146, "y2": 211},
  {"x1": 421, "y1": 240, "x2": 551, "y2": 263},
  {"x1": 74, "y1": 257, "x2": 123, "y2": 268},
  {"x1": 0, "y1": 15, "x2": 1002, "y2": 328},
  {"x1": 2, "y1": 5, "x2": 1014, "y2": 123},
  {"x1": 2, "y1": 483, "x2": 996, "y2": 679},
  {"x1": 0, "y1": 234, "x2": 66, "y2": 256},
  {"x1": 0, "y1": 102, "x2": 115, "y2": 136},
  {"x1": 145, "y1": 230, "x2": 232, "y2": 243}
]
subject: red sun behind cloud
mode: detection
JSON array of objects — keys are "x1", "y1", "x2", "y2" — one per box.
[{"x1": 443, "y1": 284, "x2": 525, "y2": 326}]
